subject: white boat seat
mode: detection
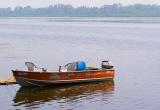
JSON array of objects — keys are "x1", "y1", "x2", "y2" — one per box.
[{"x1": 25, "y1": 62, "x2": 36, "y2": 71}]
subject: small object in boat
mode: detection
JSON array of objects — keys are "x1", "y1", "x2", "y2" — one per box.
[
  {"x1": 76, "y1": 61, "x2": 86, "y2": 71},
  {"x1": 42, "y1": 68, "x2": 47, "y2": 72},
  {"x1": 101, "y1": 60, "x2": 114, "y2": 69},
  {"x1": 85, "y1": 67, "x2": 99, "y2": 70},
  {"x1": 59, "y1": 65, "x2": 67, "y2": 72}
]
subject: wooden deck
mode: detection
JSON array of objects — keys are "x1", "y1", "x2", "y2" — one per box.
[{"x1": 0, "y1": 76, "x2": 16, "y2": 85}]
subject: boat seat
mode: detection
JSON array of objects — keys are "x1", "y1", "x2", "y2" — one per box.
[
  {"x1": 25, "y1": 62, "x2": 36, "y2": 71},
  {"x1": 65, "y1": 62, "x2": 77, "y2": 71}
]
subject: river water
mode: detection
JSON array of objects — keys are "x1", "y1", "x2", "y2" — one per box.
[{"x1": 0, "y1": 17, "x2": 160, "y2": 110}]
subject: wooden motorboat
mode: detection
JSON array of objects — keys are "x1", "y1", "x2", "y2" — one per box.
[{"x1": 12, "y1": 61, "x2": 115, "y2": 87}]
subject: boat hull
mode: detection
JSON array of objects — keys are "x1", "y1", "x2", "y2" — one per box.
[{"x1": 12, "y1": 69, "x2": 115, "y2": 87}]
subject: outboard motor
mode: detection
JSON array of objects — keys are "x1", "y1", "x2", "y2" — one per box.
[{"x1": 101, "y1": 60, "x2": 114, "y2": 69}]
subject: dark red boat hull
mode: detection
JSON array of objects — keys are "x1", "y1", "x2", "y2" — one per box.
[{"x1": 12, "y1": 69, "x2": 115, "y2": 87}]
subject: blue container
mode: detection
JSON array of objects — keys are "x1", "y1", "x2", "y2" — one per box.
[{"x1": 76, "y1": 61, "x2": 86, "y2": 71}]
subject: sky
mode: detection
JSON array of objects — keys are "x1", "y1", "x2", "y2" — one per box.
[{"x1": 0, "y1": 0, "x2": 160, "y2": 8}]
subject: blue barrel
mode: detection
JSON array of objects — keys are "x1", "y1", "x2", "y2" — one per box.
[{"x1": 76, "y1": 61, "x2": 86, "y2": 71}]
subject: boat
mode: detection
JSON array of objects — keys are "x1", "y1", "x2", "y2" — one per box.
[{"x1": 12, "y1": 60, "x2": 115, "y2": 87}]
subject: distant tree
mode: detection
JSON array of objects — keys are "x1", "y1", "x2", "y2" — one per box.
[
  {"x1": 0, "y1": 4, "x2": 160, "y2": 17},
  {"x1": 0, "y1": 7, "x2": 11, "y2": 16}
]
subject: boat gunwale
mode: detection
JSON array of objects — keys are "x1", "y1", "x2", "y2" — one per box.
[{"x1": 12, "y1": 69, "x2": 115, "y2": 74}]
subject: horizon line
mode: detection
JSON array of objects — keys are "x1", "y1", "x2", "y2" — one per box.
[{"x1": 1, "y1": 3, "x2": 160, "y2": 9}]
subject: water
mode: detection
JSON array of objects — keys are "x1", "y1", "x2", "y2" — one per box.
[{"x1": 0, "y1": 17, "x2": 160, "y2": 110}]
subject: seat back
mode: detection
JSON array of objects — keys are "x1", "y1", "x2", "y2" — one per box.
[
  {"x1": 65, "y1": 62, "x2": 77, "y2": 71},
  {"x1": 25, "y1": 62, "x2": 35, "y2": 71}
]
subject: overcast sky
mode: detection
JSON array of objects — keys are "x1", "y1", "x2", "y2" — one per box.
[{"x1": 0, "y1": 0, "x2": 160, "y2": 8}]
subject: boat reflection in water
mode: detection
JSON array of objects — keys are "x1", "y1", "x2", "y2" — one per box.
[{"x1": 13, "y1": 80, "x2": 114, "y2": 109}]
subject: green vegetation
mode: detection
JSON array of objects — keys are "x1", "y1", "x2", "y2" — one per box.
[{"x1": 0, "y1": 4, "x2": 160, "y2": 17}]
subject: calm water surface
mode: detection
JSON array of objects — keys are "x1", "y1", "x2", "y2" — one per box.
[{"x1": 0, "y1": 17, "x2": 160, "y2": 110}]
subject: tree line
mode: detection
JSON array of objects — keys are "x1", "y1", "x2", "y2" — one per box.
[{"x1": 0, "y1": 4, "x2": 160, "y2": 17}]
